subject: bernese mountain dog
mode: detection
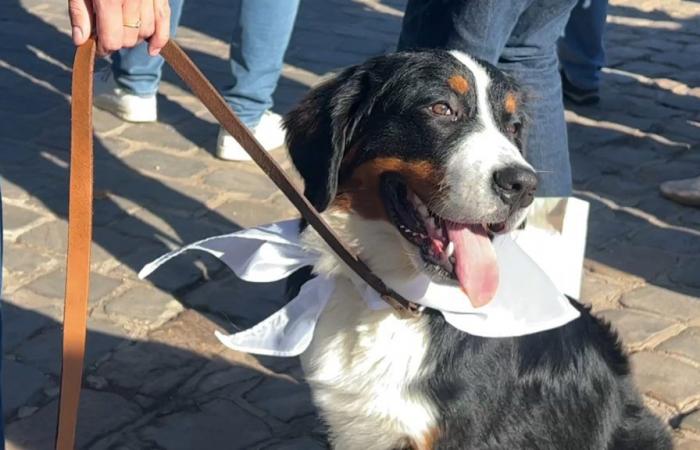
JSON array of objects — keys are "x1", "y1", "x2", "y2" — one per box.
[{"x1": 282, "y1": 49, "x2": 671, "y2": 450}]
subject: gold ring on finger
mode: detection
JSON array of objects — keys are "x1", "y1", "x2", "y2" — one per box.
[{"x1": 123, "y1": 19, "x2": 142, "y2": 29}]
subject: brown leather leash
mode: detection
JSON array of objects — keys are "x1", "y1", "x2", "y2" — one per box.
[{"x1": 56, "y1": 37, "x2": 419, "y2": 449}]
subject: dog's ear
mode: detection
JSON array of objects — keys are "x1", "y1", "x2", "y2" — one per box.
[{"x1": 284, "y1": 66, "x2": 377, "y2": 211}]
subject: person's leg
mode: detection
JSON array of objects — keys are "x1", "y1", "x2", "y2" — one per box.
[
  {"x1": 558, "y1": 0, "x2": 609, "y2": 91},
  {"x1": 221, "y1": 0, "x2": 300, "y2": 128},
  {"x1": 111, "y1": 0, "x2": 185, "y2": 96},
  {"x1": 496, "y1": 1, "x2": 577, "y2": 197},
  {"x1": 398, "y1": 0, "x2": 576, "y2": 197}
]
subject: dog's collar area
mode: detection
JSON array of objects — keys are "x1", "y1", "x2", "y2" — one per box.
[
  {"x1": 382, "y1": 293, "x2": 424, "y2": 318},
  {"x1": 140, "y1": 219, "x2": 581, "y2": 357}
]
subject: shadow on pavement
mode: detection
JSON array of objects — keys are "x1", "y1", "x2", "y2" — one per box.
[{"x1": 2, "y1": 0, "x2": 699, "y2": 447}]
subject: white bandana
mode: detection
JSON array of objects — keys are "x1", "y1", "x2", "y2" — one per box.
[{"x1": 139, "y1": 220, "x2": 579, "y2": 357}]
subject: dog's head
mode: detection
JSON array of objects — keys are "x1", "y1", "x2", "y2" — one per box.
[{"x1": 285, "y1": 50, "x2": 537, "y2": 307}]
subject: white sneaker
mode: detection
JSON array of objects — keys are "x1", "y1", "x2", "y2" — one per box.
[
  {"x1": 216, "y1": 111, "x2": 286, "y2": 161},
  {"x1": 93, "y1": 68, "x2": 157, "y2": 123}
]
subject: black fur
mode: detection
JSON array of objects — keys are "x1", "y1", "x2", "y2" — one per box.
[
  {"x1": 284, "y1": 50, "x2": 671, "y2": 449},
  {"x1": 417, "y1": 301, "x2": 671, "y2": 449}
]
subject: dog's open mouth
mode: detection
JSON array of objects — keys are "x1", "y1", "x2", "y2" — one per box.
[{"x1": 381, "y1": 173, "x2": 505, "y2": 307}]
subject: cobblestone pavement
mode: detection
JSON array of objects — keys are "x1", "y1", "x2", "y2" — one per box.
[{"x1": 2, "y1": 0, "x2": 700, "y2": 448}]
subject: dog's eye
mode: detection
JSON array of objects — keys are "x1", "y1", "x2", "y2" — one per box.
[
  {"x1": 507, "y1": 122, "x2": 522, "y2": 135},
  {"x1": 430, "y1": 102, "x2": 454, "y2": 116}
]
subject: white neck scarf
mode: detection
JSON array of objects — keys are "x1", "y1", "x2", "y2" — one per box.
[{"x1": 139, "y1": 220, "x2": 579, "y2": 356}]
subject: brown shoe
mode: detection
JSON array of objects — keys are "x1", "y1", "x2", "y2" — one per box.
[{"x1": 660, "y1": 176, "x2": 700, "y2": 207}]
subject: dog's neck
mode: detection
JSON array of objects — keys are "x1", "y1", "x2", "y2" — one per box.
[{"x1": 300, "y1": 209, "x2": 420, "y2": 289}]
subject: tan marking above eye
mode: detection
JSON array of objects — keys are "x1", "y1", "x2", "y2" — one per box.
[
  {"x1": 504, "y1": 92, "x2": 517, "y2": 114},
  {"x1": 448, "y1": 75, "x2": 469, "y2": 95}
]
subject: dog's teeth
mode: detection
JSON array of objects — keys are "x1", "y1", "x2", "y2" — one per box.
[{"x1": 445, "y1": 241, "x2": 454, "y2": 257}]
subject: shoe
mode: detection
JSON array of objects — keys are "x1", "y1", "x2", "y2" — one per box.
[
  {"x1": 216, "y1": 111, "x2": 286, "y2": 161},
  {"x1": 660, "y1": 176, "x2": 700, "y2": 207},
  {"x1": 93, "y1": 67, "x2": 157, "y2": 122},
  {"x1": 560, "y1": 71, "x2": 600, "y2": 106}
]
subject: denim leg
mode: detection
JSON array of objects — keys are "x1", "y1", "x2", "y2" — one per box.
[
  {"x1": 558, "y1": 0, "x2": 609, "y2": 90},
  {"x1": 221, "y1": 0, "x2": 300, "y2": 128},
  {"x1": 111, "y1": 0, "x2": 185, "y2": 96},
  {"x1": 399, "y1": 0, "x2": 576, "y2": 197}
]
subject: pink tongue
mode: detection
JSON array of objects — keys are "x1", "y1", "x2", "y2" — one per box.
[{"x1": 446, "y1": 222, "x2": 499, "y2": 307}]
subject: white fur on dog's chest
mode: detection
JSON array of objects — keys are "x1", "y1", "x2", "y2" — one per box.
[{"x1": 301, "y1": 278, "x2": 437, "y2": 450}]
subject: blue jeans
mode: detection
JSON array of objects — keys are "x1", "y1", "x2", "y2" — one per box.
[
  {"x1": 112, "y1": 0, "x2": 299, "y2": 128},
  {"x1": 558, "y1": 0, "x2": 609, "y2": 91},
  {"x1": 398, "y1": 0, "x2": 577, "y2": 197}
]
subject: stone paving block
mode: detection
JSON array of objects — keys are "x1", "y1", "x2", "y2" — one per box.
[
  {"x1": 597, "y1": 309, "x2": 676, "y2": 347},
  {"x1": 109, "y1": 207, "x2": 235, "y2": 250},
  {"x1": 95, "y1": 337, "x2": 203, "y2": 394},
  {"x1": 264, "y1": 436, "x2": 328, "y2": 450},
  {"x1": 1, "y1": 288, "x2": 63, "y2": 323},
  {"x1": 203, "y1": 168, "x2": 279, "y2": 200},
  {"x1": 15, "y1": 219, "x2": 136, "y2": 265},
  {"x1": 138, "y1": 248, "x2": 224, "y2": 293},
  {"x1": 657, "y1": 328, "x2": 700, "y2": 363},
  {"x1": 209, "y1": 195, "x2": 297, "y2": 229},
  {"x1": 631, "y1": 352, "x2": 700, "y2": 409},
  {"x1": 123, "y1": 149, "x2": 208, "y2": 179},
  {"x1": 589, "y1": 243, "x2": 679, "y2": 283},
  {"x1": 4, "y1": 390, "x2": 142, "y2": 450},
  {"x1": 635, "y1": 160, "x2": 700, "y2": 185},
  {"x1": 75, "y1": 390, "x2": 143, "y2": 448},
  {"x1": 1, "y1": 299, "x2": 54, "y2": 350},
  {"x1": 92, "y1": 107, "x2": 126, "y2": 134},
  {"x1": 119, "y1": 122, "x2": 202, "y2": 152},
  {"x1": 1, "y1": 242, "x2": 56, "y2": 276},
  {"x1": 181, "y1": 271, "x2": 291, "y2": 329},
  {"x1": 14, "y1": 321, "x2": 127, "y2": 376},
  {"x1": 97, "y1": 136, "x2": 132, "y2": 158},
  {"x1": 627, "y1": 226, "x2": 700, "y2": 256},
  {"x1": 103, "y1": 285, "x2": 184, "y2": 330},
  {"x1": 670, "y1": 258, "x2": 700, "y2": 290},
  {"x1": 620, "y1": 285, "x2": 700, "y2": 322},
  {"x1": 139, "y1": 398, "x2": 273, "y2": 450},
  {"x1": 2, "y1": 359, "x2": 49, "y2": 418},
  {"x1": 587, "y1": 144, "x2": 661, "y2": 170},
  {"x1": 675, "y1": 438, "x2": 700, "y2": 450},
  {"x1": 177, "y1": 359, "x2": 264, "y2": 398},
  {"x1": 579, "y1": 272, "x2": 626, "y2": 311},
  {"x1": 4, "y1": 400, "x2": 57, "y2": 450},
  {"x1": 2, "y1": 204, "x2": 43, "y2": 234},
  {"x1": 681, "y1": 409, "x2": 700, "y2": 434},
  {"x1": 245, "y1": 377, "x2": 316, "y2": 422},
  {"x1": 26, "y1": 268, "x2": 122, "y2": 304}
]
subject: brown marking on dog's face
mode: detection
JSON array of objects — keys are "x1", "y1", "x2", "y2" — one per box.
[
  {"x1": 504, "y1": 92, "x2": 517, "y2": 114},
  {"x1": 331, "y1": 157, "x2": 442, "y2": 220},
  {"x1": 448, "y1": 75, "x2": 469, "y2": 95}
]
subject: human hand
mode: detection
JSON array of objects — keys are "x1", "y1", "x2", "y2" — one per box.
[{"x1": 68, "y1": 0, "x2": 171, "y2": 56}]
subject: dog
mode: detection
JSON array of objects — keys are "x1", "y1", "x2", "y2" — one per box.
[{"x1": 282, "y1": 50, "x2": 672, "y2": 450}]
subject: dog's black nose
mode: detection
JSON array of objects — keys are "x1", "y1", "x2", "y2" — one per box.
[{"x1": 492, "y1": 166, "x2": 538, "y2": 208}]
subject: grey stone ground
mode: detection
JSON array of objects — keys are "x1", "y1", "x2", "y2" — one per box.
[{"x1": 2, "y1": 0, "x2": 700, "y2": 448}]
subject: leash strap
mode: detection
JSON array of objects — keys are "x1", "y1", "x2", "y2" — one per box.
[
  {"x1": 158, "y1": 42, "x2": 417, "y2": 316},
  {"x1": 57, "y1": 37, "x2": 418, "y2": 449},
  {"x1": 56, "y1": 37, "x2": 95, "y2": 450}
]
